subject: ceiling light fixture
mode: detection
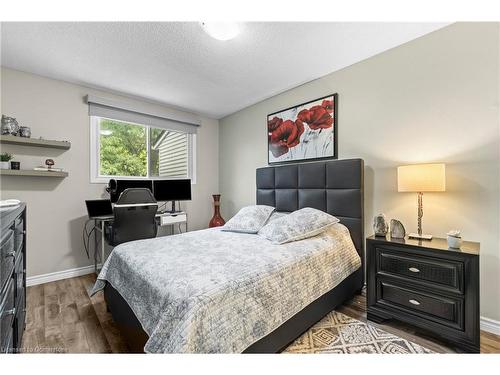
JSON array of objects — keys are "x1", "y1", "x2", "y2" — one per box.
[{"x1": 201, "y1": 22, "x2": 240, "y2": 41}]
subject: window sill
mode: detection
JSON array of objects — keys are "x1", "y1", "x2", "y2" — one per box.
[{"x1": 90, "y1": 176, "x2": 197, "y2": 185}]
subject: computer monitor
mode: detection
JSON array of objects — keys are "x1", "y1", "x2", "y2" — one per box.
[
  {"x1": 109, "y1": 179, "x2": 154, "y2": 203},
  {"x1": 153, "y1": 179, "x2": 191, "y2": 212},
  {"x1": 85, "y1": 199, "x2": 113, "y2": 219}
]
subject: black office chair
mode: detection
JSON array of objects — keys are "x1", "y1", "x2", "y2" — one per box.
[{"x1": 105, "y1": 188, "x2": 158, "y2": 246}]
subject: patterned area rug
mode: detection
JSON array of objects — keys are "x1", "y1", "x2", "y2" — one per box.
[{"x1": 284, "y1": 311, "x2": 434, "y2": 354}]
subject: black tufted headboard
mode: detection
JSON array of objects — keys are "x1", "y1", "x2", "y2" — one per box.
[{"x1": 256, "y1": 158, "x2": 364, "y2": 260}]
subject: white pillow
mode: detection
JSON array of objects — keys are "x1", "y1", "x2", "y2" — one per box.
[
  {"x1": 258, "y1": 207, "x2": 339, "y2": 244},
  {"x1": 222, "y1": 205, "x2": 275, "y2": 234},
  {"x1": 267, "y1": 211, "x2": 290, "y2": 222}
]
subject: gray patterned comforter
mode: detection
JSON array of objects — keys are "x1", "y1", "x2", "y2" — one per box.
[{"x1": 91, "y1": 224, "x2": 361, "y2": 353}]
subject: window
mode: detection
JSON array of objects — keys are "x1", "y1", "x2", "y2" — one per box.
[{"x1": 90, "y1": 116, "x2": 195, "y2": 183}]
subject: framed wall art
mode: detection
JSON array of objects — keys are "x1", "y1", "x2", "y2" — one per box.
[{"x1": 267, "y1": 93, "x2": 338, "y2": 165}]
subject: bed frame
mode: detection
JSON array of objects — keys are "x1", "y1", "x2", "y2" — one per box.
[{"x1": 104, "y1": 158, "x2": 365, "y2": 353}]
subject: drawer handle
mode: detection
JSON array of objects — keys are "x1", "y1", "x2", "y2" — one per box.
[
  {"x1": 408, "y1": 267, "x2": 420, "y2": 273},
  {"x1": 409, "y1": 299, "x2": 421, "y2": 306}
]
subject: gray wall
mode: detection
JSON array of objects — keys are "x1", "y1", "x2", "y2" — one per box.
[
  {"x1": 0, "y1": 67, "x2": 219, "y2": 278},
  {"x1": 219, "y1": 23, "x2": 500, "y2": 321}
]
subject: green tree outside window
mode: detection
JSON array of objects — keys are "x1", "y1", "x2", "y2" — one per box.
[
  {"x1": 98, "y1": 118, "x2": 185, "y2": 178},
  {"x1": 99, "y1": 119, "x2": 147, "y2": 176}
]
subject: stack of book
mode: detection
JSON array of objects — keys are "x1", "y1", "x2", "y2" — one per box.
[{"x1": 34, "y1": 166, "x2": 64, "y2": 172}]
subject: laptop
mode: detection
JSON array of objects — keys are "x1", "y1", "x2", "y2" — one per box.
[{"x1": 85, "y1": 199, "x2": 114, "y2": 220}]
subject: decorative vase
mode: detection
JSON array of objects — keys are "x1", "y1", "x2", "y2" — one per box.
[
  {"x1": 1, "y1": 115, "x2": 19, "y2": 135},
  {"x1": 19, "y1": 126, "x2": 31, "y2": 138},
  {"x1": 209, "y1": 194, "x2": 225, "y2": 228},
  {"x1": 373, "y1": 213, "x2": 389, "y2": 237},
  {"x1": 0, "y1": 161, "x2": 10, "y2": 170}
]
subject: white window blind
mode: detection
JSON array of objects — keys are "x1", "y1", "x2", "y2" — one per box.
[{"x1": 86, "y1": 95, "x2": 200, "y2": 134}]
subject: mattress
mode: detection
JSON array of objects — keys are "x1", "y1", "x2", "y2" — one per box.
[{"x1": 92, "y1": 223, "x2": 361, "y2": 353}]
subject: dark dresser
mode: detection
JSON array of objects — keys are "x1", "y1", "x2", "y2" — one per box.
[
  {"x1": 0, "y1": 203, "x2": 26, "y2": 353},
  {"x1": 366, "y1": 235, "x2": 480, "y2": 353}
]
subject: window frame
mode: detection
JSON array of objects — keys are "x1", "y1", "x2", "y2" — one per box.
[{"x1": 90, "y1": 116, "x2": 196, "y2": 184}]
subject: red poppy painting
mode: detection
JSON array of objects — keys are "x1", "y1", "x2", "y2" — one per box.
[{"x1": 267, "y1": 94, "x2": 337, "y2": 164}]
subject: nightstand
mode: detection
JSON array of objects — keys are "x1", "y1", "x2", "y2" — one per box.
[{"x1": 366, "y1": 235, "x2": 480, "y2": 353}]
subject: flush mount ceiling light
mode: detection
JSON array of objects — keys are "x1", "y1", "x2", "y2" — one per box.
[{"x1": 201, "y1": 22, "x2": 240, "y2": 41}]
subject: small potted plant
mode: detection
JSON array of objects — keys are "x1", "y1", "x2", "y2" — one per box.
[{"x1": 0, "y1": 152, "x2": 13, "y2": 170}]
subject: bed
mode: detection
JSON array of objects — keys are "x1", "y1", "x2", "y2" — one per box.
[{"x1": 95, "y1": 158, "x2": 364, "y2": 353}]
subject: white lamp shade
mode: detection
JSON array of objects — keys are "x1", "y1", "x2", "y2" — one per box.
[{"x1": 397, "y1": 163, "x2": 446, "y2": 192}]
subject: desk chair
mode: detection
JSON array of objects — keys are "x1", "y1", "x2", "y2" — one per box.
[{"x1": 105, "y1": 188, "x2": 158, "y2": 246}]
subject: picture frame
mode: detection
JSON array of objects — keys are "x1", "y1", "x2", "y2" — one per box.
[{"x1": 267, "y1": 93, "x2": 338, "y2": 165}]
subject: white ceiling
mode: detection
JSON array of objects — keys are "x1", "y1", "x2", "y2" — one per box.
[{"x1": 1, "y1": 22, "x2": 448, "y2": 119}]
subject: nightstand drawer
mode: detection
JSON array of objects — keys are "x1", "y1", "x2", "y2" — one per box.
[
  {"x1": 377, "y1": 280, "x2": 463, "y2": 329},
  {"x1": 377, "y1": 247, "x2": 463, "y2": 293}
]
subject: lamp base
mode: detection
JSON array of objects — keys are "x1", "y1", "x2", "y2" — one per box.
[{"x1": 408, "y1": 232, "x2": 433, "y2": 240}]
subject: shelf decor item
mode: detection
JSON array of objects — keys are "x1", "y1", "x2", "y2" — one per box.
[
  {"x1": 34, "y1": 166, "x2": 63, "y2": 172},
  {"x1": 447, "y1": 229, "x2": 462, "y2": 249},
  {"x1": 33, "y1": 159, "x2": 63, "y2": 172},
  {"x1": 1, "y1": 115, "x2": 19, "y2": 135},
  {"x1": 10, "y1": 161, "x2": 20, "y2": 170},
  {"x1": 373, "y1": 213, "x2": 389, "y2": 237},
  {"x1": 267, "y1": 94, "x2": 337, "y2": 165},
  {"x1": 397, "y1": 163, "x2": 446, "y2": 240},
  {"x1": 0, "y1": 152, "x2": 13, "y2": 169},
  {"x1": 45, "y1": 158, "x2": 55, "y2": 170},
  {"x1": 209, "y1": 194, "x2": 226, "y2": 228},
  {"x1": 19, "y1": 126, "x2": 31, "y2": 138},
  {"x1": 390, "y1": 219, "x2": 406, "y2": 239}
]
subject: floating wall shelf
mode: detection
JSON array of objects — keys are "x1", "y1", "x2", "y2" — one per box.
[
  {"x1": 0, "y1": 169, "x2": 68, "y2": 178},
  {"x1": 0, "y1": 135, "x2": 71, "y2": 150}
]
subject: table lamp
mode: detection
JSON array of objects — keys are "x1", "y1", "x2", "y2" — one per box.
[{"x1": 397, "y1": 163, "x2": 446, "y2": 240}]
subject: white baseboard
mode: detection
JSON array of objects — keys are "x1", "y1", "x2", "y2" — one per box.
[
  {"x1": 26, "y1": 265, "x2": 97, "y2": 287},
  {"x1": 481, "y1": 316, "x2": 500, "y2": 336}
]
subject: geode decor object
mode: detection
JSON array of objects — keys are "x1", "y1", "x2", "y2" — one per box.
[
  {"x1": 390, "y1": 219, "x2": 406, "y2": 239},
  {"x1": 373, "y1": 213, "x2": 389, "y2": 237}
]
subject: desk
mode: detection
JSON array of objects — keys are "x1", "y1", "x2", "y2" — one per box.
[{"x1": 92, "y1": 211, "x2": 188, "y2": 272}]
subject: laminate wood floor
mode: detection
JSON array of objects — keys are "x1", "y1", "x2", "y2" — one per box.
[{"x1": 21, "y1": 274, "x2": 500, "y2": 353}]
